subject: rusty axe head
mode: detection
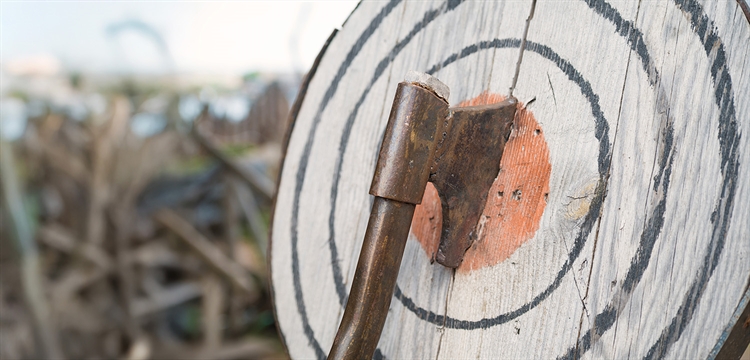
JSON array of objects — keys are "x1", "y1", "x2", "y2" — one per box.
[{"x1": 370, "y1": 71, "x2": 516, "y2": 268}]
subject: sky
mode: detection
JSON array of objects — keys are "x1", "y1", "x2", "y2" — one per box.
[{"x1": 0, "y1": 1, "x2": 359, "y2": 75}]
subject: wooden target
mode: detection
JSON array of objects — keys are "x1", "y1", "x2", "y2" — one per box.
[{"x1": 270, "y1": 0, "x2": 750, "y2": 358}]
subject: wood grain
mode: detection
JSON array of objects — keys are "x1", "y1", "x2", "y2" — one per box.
[{"x1": 271, "y1": 0, "x2": 750, "y2": 358}]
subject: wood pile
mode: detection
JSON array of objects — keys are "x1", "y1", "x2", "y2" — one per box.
[
  {"x1": 195, "y1": 82, "x2": 290, "y2": 146},
  {"x1": 0, "y1": 91, "x2": 287, "y2": 359}
]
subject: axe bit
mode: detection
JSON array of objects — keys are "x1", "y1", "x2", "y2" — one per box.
[{"x1": 328, "y1": 71, "x2": 516, "y2": 360}]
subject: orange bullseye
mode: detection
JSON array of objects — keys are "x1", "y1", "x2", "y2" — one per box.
[{"x1": 410, "y1": 92, "x2": 551, "y2": 273}]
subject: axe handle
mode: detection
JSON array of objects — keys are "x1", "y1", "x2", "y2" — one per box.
[
  {"x1": 328, "y1": 196, "x2": 415, "y2": 360},
  {"x1": 329, "y1": 76, "x2": 448, "y2": 359}
]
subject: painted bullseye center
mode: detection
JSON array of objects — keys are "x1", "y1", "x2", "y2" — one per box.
[{"x1": 411, "y1": 92, "x2": 551, "y2": 272}]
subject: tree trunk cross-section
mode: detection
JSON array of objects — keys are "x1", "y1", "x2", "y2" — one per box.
[{"x1": 270, "y1": 0, "x2": 750, "y2": 358}]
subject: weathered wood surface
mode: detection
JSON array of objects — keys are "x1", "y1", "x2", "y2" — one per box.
[{"x1": 271, "y1": 0, "x2": 750, "y2": 358}]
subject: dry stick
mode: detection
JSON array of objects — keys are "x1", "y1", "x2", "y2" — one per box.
[
  {"x1": 42, "y1": 142, "x2": 91, "y2": 186},
  {"x1": 106, "y1": 104, "x2": 149, "y2": 344},
  {"x1": 38, "y1": 224, "x2": 112, "y2": 270},
  {"x1": 231, "y1": 178, "x2": 269, "y2": 256},
  {"x1": 0, "y1": 140, "x2": 65, "y2": 360},
  {"x1": 154, "y1": 209, "x2": 258, "y2": 296},
  {"x1": 222, "y1": 177, "x2": 245, "y2": 335},
  {"x1": 51, "y1": 268, "x2": 109, "y2": 304},
  {"x1": 201, "y1": 274, "x2": 224, "y2": 352},
  {"x1": 152, "y1": 339, "x2": 278, "y2": 360},
  {"x1": 509, "y1": 0, "x2": 537, "y2": 97},
  {"x1": 124, "y1": 337, "x2": 151, "y2": 360},
  {"x1": 114, "y1": 207, "x2": 141, "y2": 341},
  {"x1": 208, "y1": 340, "x2": 279, "y2": 360},
  {"x1": 191, "y1": 127, "x2": 275, "y2": 201},
  {"x1": 86, "y1": 96, "x2": 130, "y2": 245},
  {"x1": 130, "y1": 241, "x2": 180, "y2": 268},
  {"x1": 130, "y1": 282, "x2": 202, "y2": 317},
  {"x1": 222, "y1": 174, "x2": 240, "y2": 255}
]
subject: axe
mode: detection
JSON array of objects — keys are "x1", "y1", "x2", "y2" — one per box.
[{"x1": 328, "y1": 71, "x2": 517, "y2": 359}]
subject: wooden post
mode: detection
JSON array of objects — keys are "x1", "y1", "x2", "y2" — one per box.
[{"x1": 270, "y1": 0, "x2": 750, "y2": 358}]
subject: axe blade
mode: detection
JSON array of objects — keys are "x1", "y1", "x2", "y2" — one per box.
[{"x1": 431, "y1": 98, "x2": 517, "y2": 268}]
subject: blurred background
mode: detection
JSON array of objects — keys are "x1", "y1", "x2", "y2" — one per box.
[{"x1": 0, "y1": 2, "x2": 357, "y2": 359}]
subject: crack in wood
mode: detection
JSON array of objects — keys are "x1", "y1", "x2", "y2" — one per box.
[
  {"x1": 574, "y1": 1, "x2": 645, "y2": 357},
  {"x1": 509, "y1": 0, "x2": 538, "y2": 97}
]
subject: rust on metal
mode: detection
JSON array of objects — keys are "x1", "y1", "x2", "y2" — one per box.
[
  {"x1": 714, "y1": 287, "x2": 750, "y2": 359},
  {"x1": 739, "y1": 0, "x2": 750, "y2": 25},
  {"x1": 327, "y1": 197, "x2": 415, "y2": 359},
  {"x1": 431, "y1": 98, "x2": 516, "y2": 267},
  {"x1": 370, "y1": 82, "x2": 449, "y2": 204},
  {"x1": 328, "y1": 72, "x2": 516, "y2": 360}
]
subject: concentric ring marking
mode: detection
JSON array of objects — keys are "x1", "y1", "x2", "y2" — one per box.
[
  {"x1": 283, "y1": 0, "x2": 742, "y2": 358},
  {"x1": 391, "y1": 39, "x2": 610, "y2": 330}
]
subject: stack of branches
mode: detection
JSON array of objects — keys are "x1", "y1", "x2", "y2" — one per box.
[
  {"x1": 195, "y1": 81, "x2": 290, "y2": 146},
  {"x1": 0, "y1": 94, "x2": 286, "y2": 360}
]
